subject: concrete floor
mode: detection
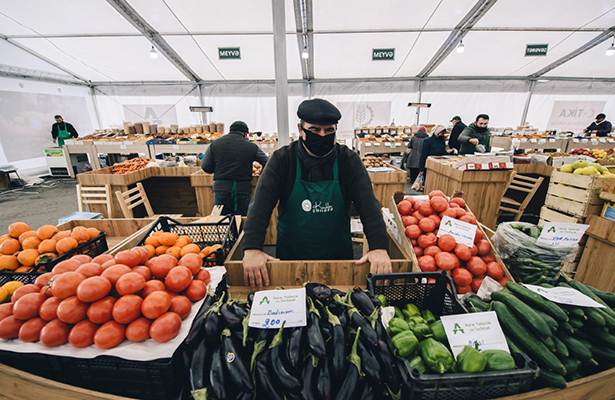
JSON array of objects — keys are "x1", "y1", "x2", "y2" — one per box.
[{"x1": 0, "y1": 178, "x2": 78, "y2": 232}]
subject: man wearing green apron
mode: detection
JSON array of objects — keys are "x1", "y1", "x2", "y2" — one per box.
[
  {"x1": 242, "y1": 99, "x2": 392, "y2": 287},
  {"x1": 51, "y1": 115, "x2": 79, "y2": 147}
]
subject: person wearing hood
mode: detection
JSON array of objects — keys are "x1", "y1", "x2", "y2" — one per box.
[
  {"x1": 458, "y1": 114, "x2": 492, "y2": 155},
  {"x1": 241, "y1": 98, "x2": 392, "y2": 287},
  {"x1": 405, "y1": 126, "x2": 429, "y2": 182},
  {"x1": 201, "y1": 121, "x2": 268, "y2": 216},
  {"x1": 420, "y1": 125, "x2": 448, "y2": 173}
]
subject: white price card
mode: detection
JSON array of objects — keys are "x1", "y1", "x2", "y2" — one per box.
[
  {"x1": 539, "y1": 139, "x2": 547, "y2": 144},
  {"x1": 120, "y1": 144, "x2": 127, "y2": 150},
  {"x1": 573, "y1": 139, "x2": 580, "y2": 143},
  {"x1": 364, "y1": 143, "x2": 373, "y2": 147},
  {"x1": 609, "y1": 139, "x2": 615, "y2": 143},
  {"x1": 520, "y1": 138, "x2": 528, "y2": 142},
  {"x1": 248, "y1": 288, "x2": 307, "y2": 329},
  {"x1": 441, "y1": 311, "x2": 509, "y2": 358},
  {"x1": 172, "y1": 144, "x2": 180, "y2": 150},
  {"x1": 599, "y1": 138, "x2": 607, "y2": 143},
  {"x1": 384, "y1": 142, "x2": 392, "y2": 147},
  {"x1": 536, "y1": 222, "x2": 589, "y2": 248},
  {"x1": 395, "y1": 143, "x2": 402, "y2": 147},
  {"x1": 523, "y1": 284, "x2": 605, "y2": 308},
  {"x1": 530, "y1": 138, "x2": 538, "y2": 143},
  {"x1": 124, "y1": 141, "x2": 134, "y2": 145},
  {"x1": 437, "y1": 216, "x2": 477, "y2": 247}
]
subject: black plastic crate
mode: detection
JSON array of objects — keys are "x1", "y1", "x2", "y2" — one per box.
[
  {"x1": 0, "y1": 271, "x2": 41, "y2": 286},
  {"x1": 368, "y1": 271, "x2": 538, "y2": 400},
  {"x1": 137, "y1": 216, "x2": 239, "y2": 266},
  {"x1": 39, "y1": 232, "x2": 108, "y2": 272}
]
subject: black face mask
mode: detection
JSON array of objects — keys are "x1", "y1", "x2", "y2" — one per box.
[{"x1": 301, "y1": 128, "x2": 336, "y2": 157}]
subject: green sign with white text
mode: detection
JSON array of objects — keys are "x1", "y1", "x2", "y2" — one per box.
[
  {"x1": 372, "y1": 48, "x2": 395, "y2": 61},
  {"x1": 218, "y1": 47, "x2": 241, "y2": 60},
  {"x1": 525, "y1": 44, "x2": 548, "y2": 57}
]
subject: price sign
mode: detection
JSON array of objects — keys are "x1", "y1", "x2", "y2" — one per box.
[
  {"x1": 539, "y1": 139, "x2": 547, "y2": 144},
  {"x1": 172, "y1": 144, "x2": 180, "y2": 150},
  {"x1": 437, "y1": 216, "x2": 477, "y2": 247},
  {"x1": 530, "y1": 138, "x2": 538, "y2": 143},
  {"x1": 395, "y1": 143, "x2": 402, "y2": 147},
  {"x1": 573, "y1": 139, "x2": 580, "y2": 143},
  {"x1": 364, "y1": 143, "x2": 372, "y2": 147},
  {"x1": 441, "y1": 311, "x2": 509, "y2": 358},
  {"x1": 520, "y1": 138, "x2": 528, "y2": 143},
  {"x1": 384, "y1": 142, "x2": 392, "y2": 147},
  {"x1": 524, "y1": 284, "x2": 605, "y2": 308},
  {"x1": 536, "y1": 222, "x2": 588, "y2": 248},
  {"x1": 248, "y1": 288, "x2": 307, "y2": 329},
  {"x1": 608, "y1": 139, "x2": 615, "y2": 143},
  {"x1": 599, "y1": 138, "x2": 607, "y2": 143},
  {"x1": 124, "y1": 141, "x2": 134, "y2": 146}
]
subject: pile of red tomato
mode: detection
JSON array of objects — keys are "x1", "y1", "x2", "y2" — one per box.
[
  {"x1": 397, "y1": 191, "x2": 507, "y2": 294},
  {"x1": 0, "y1": 245, "x2": 211, "y2": 349}
]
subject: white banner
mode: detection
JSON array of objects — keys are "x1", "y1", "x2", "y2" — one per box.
[
  {"x1": 547, "y1": 101, "x2": 605, "y2": 132},
  {"x1": 123, "y1": 104, "x2": 178, "y2": 125},
  {"x1": 336, "y1": 101, "x2": 391, "y2": 136}
]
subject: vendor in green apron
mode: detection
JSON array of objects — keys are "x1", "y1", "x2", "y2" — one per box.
[
  {"x1": 242, "y1": 98, "x2": 392, "y2": 287},
  {"x1": 51, "y1": 115, "x2": 79, "y2": 147}
]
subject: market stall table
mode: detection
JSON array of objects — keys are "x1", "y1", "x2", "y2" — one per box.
[{"x1": 62, "y1": 140, "x2": 101, "y2": 178}]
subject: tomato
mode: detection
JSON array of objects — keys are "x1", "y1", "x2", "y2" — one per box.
[
  {"x1": 169, "y1": 296, "x2": 192, "y2": 319},
  {"x1": 142, "y1": 280, "x2": 166, "y2": 297},
  {"x1": 179, "y1": 253, "x2": 203, "y2": 275},
  {"x1": 405, "y1": 225, "x2": 421, "y2": 240},
  {"x1": 165, "y1": 266, "x2": 193, "y2": 293},
  {"x1": 71, "y1": 254, "x2": 92, "y2": 264},
  {"x1": 76, "y1": 262, "x2": 103, "y2": 277},
  {"x1": 18, "y1": 317, "x2": 46, "y2": 342},
  {"x1": 471, "y1": 277, "x2": 484, "y2": 292},
  {"x1": 0, "y1": 303, "x2": 12, "y2": 321},
  {"x1": 142, "y1": 291, "x2": 172, "y2": 319},
  {"x1": 68, "y1": 320, "x2": 98, "y2": 348},
  {"x1": 470, "y1": 245, "x2": 478, "y2": 257},
  {"x1": 428, "y1": 214, "x2": 441, "y2": 228},
  {"x1": 150, "y1": 312, "x2": 181, "y2": 343},
  {"x1": 132, "y1": 266, "x2": 152, "y2": 281},
  {"x1": 467, "y1": 257, "x2": 487, "y2": 277},
  {"x1": 486, "y1": 262, "x2": 504, "y2": 280},
  {"x1": 457, "y1": 285, "x2": 471, "y2": 294},
  {"x1": 34, "y1": 272, "x2": 53, "y2": 288},
  {"x1": 146, "y1": 254, "x2": 178, "y2": 279},
  {"x1": 76, "y1": 276, "x2": 112, "y2": 303},
  {"x1": 430, "y1": 196, "x2": 449, "y2": 213},
  {"x1": 87, "y1": 296, "x2": 115, "y2": 324},
  {"x1": 101, "y1": 264, "x2": 132, "y2": 285},
  {"x1": 184, "y1": 280, "x2": 207, "y2": 302},
  {"x1": 126, "y1": 318, "x2": 151, "y2": 342},
  {"x1": 452, "y1": 268, "x2": 473, "y2": 287},
  {"x1": 438, "y1": 235, "x2": 457, "y2": 252},
  {"x1": 11, "y1": 284, "x2": 40, "y2": 302},
  {"x1": 413, "y1": 246, "x2": 424, "y2": 257},
  {"x1": 114, "y1": 249, "x2": 142, "y2": 268},
  {"x1": 412, "y1": 210, "x2": 423, "y2": 221},
  {"x1": 416, "y1": 202, "x2": 434, "y2": 217},
  {"x1": 474, "y1": 229, "x2": 484, "y2": 244},
  {"x1": 418, "y1": 218, "x2": 436, "y2": 233},
  {"x1": 498, "y1": 277, "x2": 508, "y2": 287},
  {"x1": 0, "y1": 316, "x2": 24, "y2": 339},
  {"x1": 450, "y1": 197, "x2": 466, "y2": 208},
  {"x1": 51, "y1": 272, "x2": 86, "y2": 299},
  {"x1": 51, "y1": 259, "x2": 80, "y2": 275},
  {"x1": 429, "y1": 190, "x2": 447, "y2": 199},
  {"x1": 418, "y1": 255, "x2": 436, "y2": 272},
  {"x1": 455, "y1": 208, "x2": 467, "y2": 219},
  {"x1": 454, "y1": 244, "x2": 472, "y2": 262},
  {"x1": 13, "y1": 292, "x2": 45, "y2": 320},
  {"x1": 57, "y1": 296, "x2": 88, "y2": 324},
  {"x1": 115, "y1": 272, "x2": 146, "y2": 296},
  {"x1": 441, "y1": 208, "x2": 458, "y2": 218},
  {"x1": 417, "y1": 233, "x2": 437, "y2": 249},
  {"x1": 435, "y1": 252, "x2": 456, "y2": 271},
  {"x1": 423, "y1": 246, "x2": 441, "y2": 257},
  {"x1": 112, "y1": 295, "x2": 143, "y2": 324},
  {"x1": 40, "y1": 319, "x2": 70, "y2": 346},
  {"x1": 196, "y1": 269, "x2": 211, "y2": 284},
  {"x1": 477, "y1": 240, "x2": 491, "y2": 256},
  {"x1": 397, "y1": 200, "x2": 413, "y2": 216},
  {"x1": 460, "y1": 214, "x2": 477, "y2": 225},
  {"x1": 92, "y1": 254, "x2": 114, "y2": 265},
  {"x1": 39, "y1": 297, "x2": 61, "y2": 321},
  {"x1": 94, "y1": 321, "x2": 126, "y2": 349},
  {"x1": 482, "y1": 254, "x2": 496, "y2": 263},
  {"x1": 101, "y1": 259, "x2": 117, "y2": 270}
]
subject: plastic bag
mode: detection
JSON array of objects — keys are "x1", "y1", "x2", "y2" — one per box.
[
  {"x1": 492, "y1": 222, "x2": 578, "y2": 285},
  {"x1": 411, "y1": 171, "x2": 425, "y2": 192}
]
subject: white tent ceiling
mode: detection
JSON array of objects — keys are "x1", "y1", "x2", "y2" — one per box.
[{"x1": 0, "y1": 0, "x2": 614, "y2": 85}]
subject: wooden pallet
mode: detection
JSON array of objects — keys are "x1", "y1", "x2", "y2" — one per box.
[{"x1": 544, "y1": 171, "x2": 615, "y2": 219}]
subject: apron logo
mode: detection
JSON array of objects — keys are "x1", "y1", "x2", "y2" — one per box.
[
  {"x1": 301, "y1": 199, "x2": 312, "y2": 212},
  {"x1": 301, "y1": 199, "x2": 334, "y2": 213}
]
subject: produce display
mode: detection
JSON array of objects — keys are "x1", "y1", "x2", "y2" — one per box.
[
  {"x1": 396, "y1": 192, "x2": 507, "y2": 293},
  {"x1": 143, "y1": 231, "x2": 222, "y2": 267},
  {"x1": 110, "y1": 157, "x2": 151, "y2": 174},
  {"x1": 558, "y1": 160, "x2": 612, "y2": 176},
  {"x1": 188, "y1": 284, "x2": 406, "y2": 400},
  {"x1": 0, "y1": 222, "x2": 101, "y2": 272},
  {"x1": 464, "y1": 280, "x2": 615, "y2": 389},
  {"x1": 362, "y1": 156, "x2": 390, "y2": 168},
  {"x1": 0, "y1": 245, "x2": 211, "y2": 349},
  {"x1": 569, "y1": 148, "x2": 614, "y2": 160},
  {"x1": 252, "y1": 162, "x2": 263, "y2": 177}
]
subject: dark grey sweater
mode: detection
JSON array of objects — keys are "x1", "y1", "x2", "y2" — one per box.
[{"x1": 201, "y1": 131, "x2": 268, "y2": 181}]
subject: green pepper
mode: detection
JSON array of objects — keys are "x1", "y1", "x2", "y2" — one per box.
[
  {"x1": 394, "y1": 307, "x2": 404, "y2": 320},
  {"x1": 419, "y1": 338, "x2": 454, "y2": 374},
  {"x1": 408, "y1": 316, "x2": 426, "y2": 325},
  {"x1": 422, "y1": 309, "x2": 437, "y2": 324},
  {"x1": 388, "y1": 318, "x2": 410, "y2": 336},
  {"x1": 457, "y1": 346, "x2": 487, "y2": 373},
  {"x1": 429, "y1": 320, "x2": 447, "y2": 344},
  {"x1": 411, "y1": 323, "x2": 432, "y2": 340},
  {"x1": 482, "y1": 350, "x2": 516, "y2": 371},
  {"x1": 402, "y1": 303, "x2": 421, "y2": 320},
  {"x1": 376, "y1": 294, "x2": 387, "y2": 307},
  {"x1": 391, "y1": 330, "x2": 419, "y2": 359},
  {"x1": 409, "y1": 355, "x2": 427, "y2": 374}
]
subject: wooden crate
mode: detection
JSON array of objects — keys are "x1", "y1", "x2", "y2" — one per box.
[
  {"x1": 56, "y1": 218, "x2": 158, "y2": 252},
  {"x1": 355, "y1": 140, "x2": 405, "y2": 158},
  {"x1": 539, "y1": 206, "x2": 586, "y2": 225},
  {"x1": 576, "y1": 215, "x2": 615, "y2": 291},
  {"x1": 544, "y1": 171, "x2": 615, "y2": 219},
  {"x1": 368, "y1": 165, "x2": 407, "y2": 208}
]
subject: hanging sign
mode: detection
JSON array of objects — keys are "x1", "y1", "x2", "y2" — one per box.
[
  {"x1": 218, "y1": 47, "x2": 241, "y2": 59},
  {"x1": 248, "y1": 288, "x2": 307, "y2": 329},
  {"x1": 525, "y1": 44, "x2": 548, "y2": 56},
  {"x1": 437, "y1": 216, "x2": 477, "y2": 247},
  {"x1": 440, "y1": 311, "x2": 509, "y2": 358},
  {"x1": 372, "y1": 48, "x2": 395, "y2": 61}
]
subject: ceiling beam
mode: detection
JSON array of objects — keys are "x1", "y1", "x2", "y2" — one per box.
[
  {"x1": 417, "y1": 0, "x2": 498, "y2": 78},
  {"x1": 292, "y1": 0, "x2": 309, "y2": 80},
  {"x1": 104, "y1": 0, "x2": 201, "y2": 82},
  {"x1": 305, "y1": 0, "x2": 314, "y2": 80},
  {"x1": 0, "y1": 65, "x2": 89, "y2": 86},
  {"x1": 530, "y1": 26, "x2": 615, "y2": 78}
]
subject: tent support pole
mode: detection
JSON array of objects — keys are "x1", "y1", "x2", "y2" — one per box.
[
  {"x1": 416, "y1": 80, "x2": 423, "y2": 125},
  {"x1": 272, "y1": 0, "x2": 290, "y2": 146},
  {"x1": 520, "y1": 81, "x2": 535, "y2": 127},
  {"x1": 90, "y1": 86, "x2": 103, "y2": 129}
]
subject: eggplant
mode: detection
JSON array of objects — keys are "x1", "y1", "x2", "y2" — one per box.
[
  {"x1": 316, "y1": 353, "x2": 332, "y2": 400},
  {"x1": 189, "y1": 338, "x2": 208, "y2": 391},
  {"x1": 247, "y1": 291, "x2": 255, "y2": 305},
  {"x1": 184, "y1": 296, "x2": 214, "y2": 348},
  {"x1": 335, "y1": 328, "x2": 364, "y2": 400},
  {"x1": 221, "y1": 328, "x2": 253, "y2": 392},
  {"x1": 301, "y1": 355, "x2": 319, "y2": 400},
  {"x1": 230, "y1": 301, "x2": 249, "y2": 319},
  {"x1": 235, "y1": 392, "x2": 252, "y2": 400},
  {"x1": 351, "y1": 288, "x2": 376, "y2": 316},
  {"x1": 375, "y1": 337, "x2": 401, "y2": 392},
  {"x1": 358, "y1": 339, "x2": 381, "y2": 381},
  {"x1": 256, "y1": 353, "x2": 284, "y2": 400},
  {"x1": 208, "y1": 346, "x2": 226, "y2": 400},
  {"x1": 348, "y1": 307, "x2": 378, "y2": 347},
  {"x1": 250, "y1": 340, "x2": 268, "y2": 375},
  {"x1": 203, "y1": 294, "x2": 226, "y2": 342},
  {"x1": 268, "y1": 323, "x2": 301, "y2": 391},
  {"x1": 359, "y1": 381, "x2": 376, "y2": 400},
  {"x1": 307, "y1": 298, "x2": 326, "y2": 358},
  {"x1": 325, "y1": 306, "x2": 345, "y2": 380},
  {"x1": 306, "y1": 282, "x2": 332, "y2": 303},
  {"x1": 221, "y1": 302, "x2": 242, "y2": 328},
  {"x1": 287, "y1": 327, "x2": 303, "y2": 370}
]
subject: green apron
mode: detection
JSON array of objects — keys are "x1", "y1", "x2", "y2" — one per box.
[
  {"x1": 57, "y1": 124, "x2": 71, "y2": 147},
  {"x1": 276, "y1": 155, "x2": 353, "y2": 260}
]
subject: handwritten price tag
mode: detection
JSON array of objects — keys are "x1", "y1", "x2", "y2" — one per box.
[
  {"x1": 536, "y1": 222, "x2": 589, "y2": 248},
  {"x1": 248, "y1": 288, "x2": 307, "y2": 329},
  {"x1": 441, "y1": 312, "x2": 509, "y2": 358},
  {"x1": 437, "y1": 216, "x2": 477, "y2": 247}
]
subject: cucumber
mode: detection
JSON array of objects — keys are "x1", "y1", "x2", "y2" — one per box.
[
  {"x1": 563, "y1": 358, "x2": 580, "y2": 375},
  {"x1": 592, "y1": 347, "x2": 615, "y2": 364},
  {"x1": 589, "y1": 287, "x2": 615, "y2": 308},
  {"x1": 506, "y1": 282, "x2": 569, "y2": 322},
  {"x1": 538, "y1": 369, "x2": 567, "y2": 389},
  {"x1": 491, "y1": 289, "x2": 553, "y2": 338},
  {"x1": 465, "y1": 295, "x2": 489, "y2": 312},
  {"x1": 536, "y1": 311, "x2": 559, "y2": 332},
  {"x1": 577, "y1": 337, "x2": 593, "y2": 351},
  {"x1": 598, "y1": 308, "x2": 615, "y2": 330},
  {"x1": 587, "y1": 308, "x2": 606, "y2": 327},
  {"x1": 492, "y1": 301, "x2": 566, "y2": 375},
  {"x1": 569, "y1": 281, "x2": 615, "y2": 319},
  {"x1": 540, "y1": 283, "x2": 555, "y2": 288},
  {"x1": 552, "y1": 335, "x2": 569, "y2": 358},
  {"x1": 558, "y1": 321, "x2": 574, "y2": 334},
  {"x1": 569, "y1": 318, "x2": 584, "y2": 329},
  {"x1": 544, "y1": 336, "x2": 557, "y2": 353},
  {"x1": 558, "y1": 335, "x2": 593, "y2": 362},
  {"x1": 563, "y1": 305, "x2": 585, "y2": 320},
  {"x1": 593, "y1": 329, "x2": 615, "y2": 348},
  {"x1": 506, "y1": 337, "x2": 524, "y2": 356}
]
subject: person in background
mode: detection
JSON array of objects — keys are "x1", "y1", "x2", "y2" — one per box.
[
  {"x1": 201, "y1": 121, "x2": 268, "y2": 216},
  {"x1": 420, "y1": 125, "x2": 448, "y2": 175},
  {"x1": 448, "y1": 116, "x2": 466, "y2": 152},
  {"x1": 458, "y1": 114, "x2": 492, "y2": 155},
  {"x1": 584, "y1": 113, "x2": 612, "y2": 137},
  {"x1": 405, "y1": 126, "x2": 429, "y2": 182},
  {"x1": 51, "y1": 115, "x2": 78, "y2": 147}
]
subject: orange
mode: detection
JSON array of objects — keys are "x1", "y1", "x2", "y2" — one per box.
[
  {"x1": 165, "y1": 246, "x2": 182, "y2": 258},
  {"x1": 15, "y1": 266, "x2": 32, "y2": 272},
  {"x1": 144, "y1": 236, "x2": 160, "y2": 247},
  {"x1": 36, "y1": 252, "x2": 57, "y2": 266},
  {"x1": 0, "y1": 238, "x2": 20, "y2": 255},
  {"x1": 8, "y1": 222, "x2": 31, "y2": 239},
  {"x1": 158, "y1": 232, "x2": 178, "y2": 247},
  {"x1": 37, "y1": 225, "x2": 59, "y2": 240},
  {"x1": 86, "y1": 227, "x2": 101, "y2": 240},
  {"x1": 0, "y1": 234, "x2": 10, "y2": 244},
  {"x1": 180, "y1": 244, "x2": 200, "y2": 256},
  {"x1": 18, "y1": 230, "x2": 38, "y2": 244},
  {"x1": 0, "y1": 254, "x2": 18, "y2": 270},
  {"x1": 71, "y1": 227, "x2": 90, "y2": 243},
  {"x1": 53, "y1": 230, "x2": 72, "y2": 240},
  {"x1": 38, "y1": 238, "x2": 57, "y2": 253},
  {"x1": 144, "y1": 244, "x2": 156, "y2": 258},
  {"x1": 22, "y1": 236, "x2": 41, "y2": 250},
  {"x1": 17, "y1": 248, "x2": 39, "y2": 267},
  {"x1": 155, "y1": 246, "x2": 169, "y2": 255},
  {"x1": 56, "y1": 237, "x2": 79, "y2": 255},
  {"x1": 175, "y1": 236, "x2": 192, "y2": 248}
]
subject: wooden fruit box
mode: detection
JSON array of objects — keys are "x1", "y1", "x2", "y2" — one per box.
[
  {"x1": 367, "y1": 164, "x2": 407, "y2": 208},
  {"x1": 76, "y1": 166, "x2": 153, "y2": 186},
  {"x1": 575, "y1": 215, "x2": 615, "y2": 292},
  {"x1": 388, "y1": 196, "x2": 514, "y2": 283},
  {"x1": 544, "y1": 171, "x2": 615, "y2": 219},
  {"x1": 539, "y1": 206, "x2": 586, "y2": 225}
]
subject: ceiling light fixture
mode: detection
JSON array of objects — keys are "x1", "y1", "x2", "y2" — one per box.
[
  {"x1": 149, "y1": 46, "x2": 159, "y2": 59},
  {"x1": 456, "y1": 40, "x2": 465, "y2": 54},
  {"x1": 606, "y1": 37, "x2": 615, "y2": 57},
  {"x1": 301, "y1": 46, "x2": 309, "y2": 59}
]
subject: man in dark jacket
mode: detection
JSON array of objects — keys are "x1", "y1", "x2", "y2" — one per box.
[
  {"x1": 201, "y1": 121, "x2": 268, "y2": 216},
  {"x1": 420, "y1": 125, "x2": 448, "y2": 171},
  {"x1": 584, "y1": 113, "x2": 612, "y2": 137},
  {"x1": 448, "y1": 116, "x2": 466, "y2": 152},
  {"x1": 458, "y1": 114, "x2": 492, "y2": 155},
  {"x1": 241, "y1": 98, "x2": 391, "y2": 287},
  {"x1": 51, "y1": 115, "x2": 79, "y2": 146},
  {"x1": 405, "y1": 126, "x2": 428, "y2": 182}
]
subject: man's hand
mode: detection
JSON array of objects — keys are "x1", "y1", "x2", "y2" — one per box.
[
  {"x1": 242, "y1": 249, "x2": 278, "y2": 288},
  {"x1": 469, "y1": 138, "x2": 479, "y2": 145},
  {"x1": 355, "y1": 249, "x2": 392, "y2": 275}
]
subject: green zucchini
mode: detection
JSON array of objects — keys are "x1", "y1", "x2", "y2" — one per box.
[
  {"x1": 536, "y1": 311, "x2": 559, "y2": 332},
  {"x1": 492, "y1": 301, "x2": 566, "y2": 375},
  {"x1": 587, "y1": 308, "x2": 606, "y2": 327},
  {"x1": 589, "y1": 286, "x2": 615, "y2": 308},
  {"x1": 506, "y1": 283, "x2": 569, "y2": 323},
  {"x1": 558, "y1": 335, "x2": 593, "y2": 362},
  {"x1": 538, "y1": 369, "x2": 567, "y2": 389},
  {"x1": 491, "y1": 289, "x2": 553, "y2": 337},
  {"x1": 552, "y1": 335, "x2": 569, "y2": 358}
]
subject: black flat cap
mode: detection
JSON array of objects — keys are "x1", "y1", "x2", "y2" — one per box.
[
  {"x1": 229, "y1": 120, "x2": 249, "y2": 133},
  {"x1": 297, "y1": 98, "x2": 341, "y2": 125}
]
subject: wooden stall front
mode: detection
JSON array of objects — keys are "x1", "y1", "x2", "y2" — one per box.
[
  {"x1": 575, "y1": 215, "x2": 615, "y2": 291},
  {"x1": 367, "y1": 165, "x2": 407, "y2": 208},
  {"x1": 424, "y1": 158, "x2": 512, "y2": 229}
]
